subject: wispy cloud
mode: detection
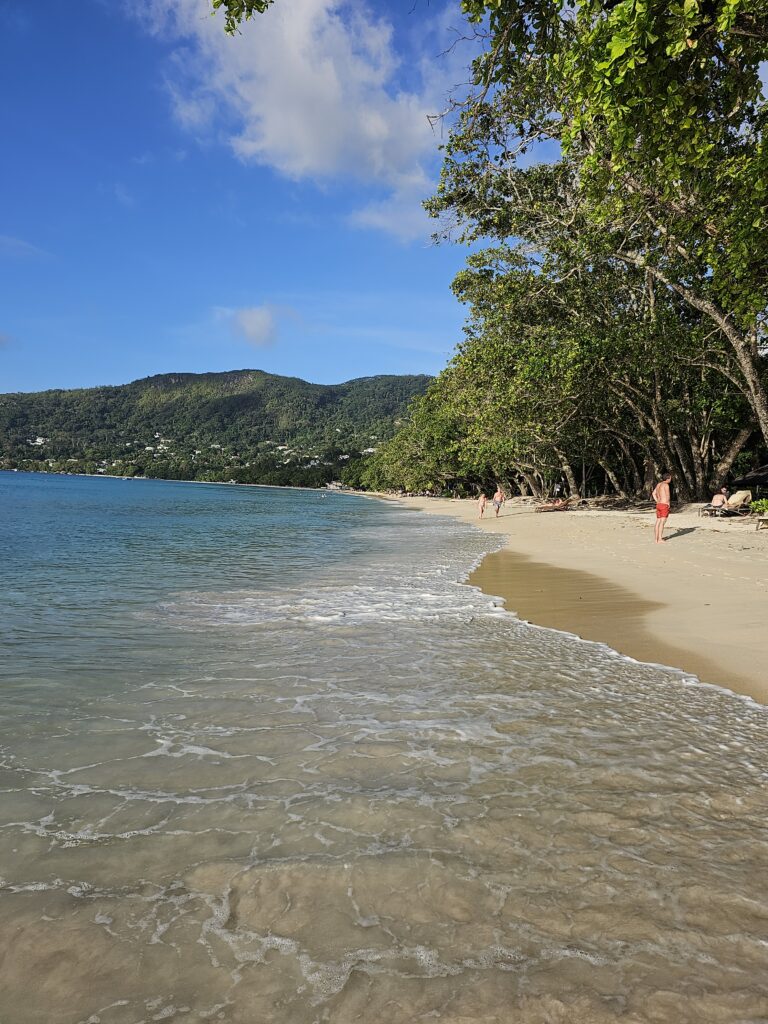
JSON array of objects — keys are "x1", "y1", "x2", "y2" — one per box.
[
  {"x1": 99, "y1": 182, "x2": 137, "y2": 207},
  {"x1": 0, "y1": 234, "x2": 49, "y2": 260},
  {"x1": 348, "y1": 170, "x2": 434, "y2": 242},
  {"x1": 130, "y1": 0, "x2": 471, "y2": 240},
  {"x1": 230, "y1": 305, "x2": 278, "y2": 347}
]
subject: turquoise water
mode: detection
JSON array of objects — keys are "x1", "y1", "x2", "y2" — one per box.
[
  {"x1": 3, "y1": 473, "x2": 399, "y2": 687},
  {"x1": 1, "y1": 471, "x2": 767, "y2": 1023}
]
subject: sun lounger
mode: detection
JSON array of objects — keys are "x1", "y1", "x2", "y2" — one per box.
[
  {"x1": 718, "y1": 490, "x2": 752, "y2": 517},
  {"x1": 700, "y1": 490, "x2": 752, "y2": 517},
  {"x1": 535, "y1": 495, "x2": 579, "y2": 513}
]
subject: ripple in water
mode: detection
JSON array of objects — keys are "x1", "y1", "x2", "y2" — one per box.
[{"x1": 0, "y1": 473, "x2": 766, "y2": 1023}]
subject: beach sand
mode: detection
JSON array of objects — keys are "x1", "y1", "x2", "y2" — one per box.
[{"x1": 390, "y1": 496, "x2": 768, "y2": 705}]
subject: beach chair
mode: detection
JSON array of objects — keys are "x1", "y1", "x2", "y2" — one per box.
[
  {"x1": 699, "y1": 502, "x2": 723, "y2": 517},
  {"x1": 535, "y1": 495, "x2": 579, "y2": 513},
  {"x1": 717, "y1": 490, "x2": 752, "y2": 518}
]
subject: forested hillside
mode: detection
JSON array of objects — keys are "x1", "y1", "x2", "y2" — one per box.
[{"x1": 0, "y1": 369, "x2": 430, "y2": 487}]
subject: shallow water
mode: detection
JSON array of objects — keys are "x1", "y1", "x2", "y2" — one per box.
[{"x1": 1, "y1": 473, "x2": 767, "y2": 1023}]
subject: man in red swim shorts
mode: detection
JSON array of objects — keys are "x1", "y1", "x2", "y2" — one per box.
[{"x1": 651, "y1": 472, "x2": 672, "y2": 544}]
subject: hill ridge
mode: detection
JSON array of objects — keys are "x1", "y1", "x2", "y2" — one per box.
[{"x1": 0, "y1": 368, "x2": 431, "y2": 487}]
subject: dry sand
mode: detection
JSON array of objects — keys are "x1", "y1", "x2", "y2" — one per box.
[{"x1": 387, "y1": 496, "x2": 768, "y2": 705}]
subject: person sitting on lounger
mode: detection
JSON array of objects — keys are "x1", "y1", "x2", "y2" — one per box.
[
  {"x1": 700, "y1": 487, "x2": 730, "y2": 516},
  {"x1": 720, "y1": 489, "x2": 752, "y2": 516},
  {"x1": 536, "y1": 496, "x2": 569, "y2": 512}
]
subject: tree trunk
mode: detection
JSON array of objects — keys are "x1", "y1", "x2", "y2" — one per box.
[
  {"x1": 615, "y1": 437, "x2": 643, "y2": 492},
  {"x1": 520, "y1": 469, "x2": 545, "y2": 498},
  {"x1": 599, "y1": 460, "x2": 628, "y2": 499},
  {"x1": 620, "y1": 255, "x2": 768, "y2": 446},
  {"x1": 686, "y1": 423, "x2": 708, "y2": 499},
  {"x1": 709, "y1": 427, "x2": 754, "y2": 491},
  {"x1": 554, "y1": 449, "x2": 581, "y2": 498},
  {"x1": 643, "y1": 458, "x2": 656, "y2": 496},
  {"x1": 668, "y1": 432, "x2": 696, "y2": 500}
]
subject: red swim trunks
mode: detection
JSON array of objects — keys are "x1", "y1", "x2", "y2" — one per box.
[{"x1": 656, "y1": 503, "x2": 670, "y2": 519}]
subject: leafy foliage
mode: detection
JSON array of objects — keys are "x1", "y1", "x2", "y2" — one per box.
[
  {"x1": 211, "y1": 0, "x2": 275, "y2": 35},
  {"x1": 366, "y1": 237, "x2": 762, "y2": 499},
  {"x1": 450, "y1": 0, "x2": 768, "y2": 440}
]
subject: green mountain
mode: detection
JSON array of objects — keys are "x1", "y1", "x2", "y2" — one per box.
[{"x1": 0, "y1": 369, "x2": 431, "y2": 487}]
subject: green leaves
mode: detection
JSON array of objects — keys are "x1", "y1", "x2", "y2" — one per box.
[{"x1": 210, "y1": 0, "x2": 276, "y2": 35}]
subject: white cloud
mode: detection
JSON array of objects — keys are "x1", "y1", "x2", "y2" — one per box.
[
  {"x1": 231, "y1": 305, "x2": 277, "y2": 347},
  {"x1": 131, "y1": 0, "x2": 470, "y2": 239},
  {"x1": 348, "y1": 168, "x2": 434, "y2": 241}
]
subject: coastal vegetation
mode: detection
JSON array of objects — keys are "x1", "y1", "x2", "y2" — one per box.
[
  {"x1": 0, "y1": 369, "x2": 429, "y2": 488},
  {"x1": 213, "y1": 1, "x2": 767, "y2": 499}
]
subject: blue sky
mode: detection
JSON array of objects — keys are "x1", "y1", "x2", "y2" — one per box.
[{"x1": 0, "y1": 0, "x2": 479, "y2": 392}]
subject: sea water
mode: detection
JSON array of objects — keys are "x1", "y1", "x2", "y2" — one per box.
[{"x1": 0, "y1": 471, "x2": 766, "y2": 1024}]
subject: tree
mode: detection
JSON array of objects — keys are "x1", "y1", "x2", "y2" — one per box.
[
  {"x1": 366, "y1": 233, "x2": 756, "y2": 499},
  {"x1": 446, "y1": 0, "x2": 768, "y2": 442}
]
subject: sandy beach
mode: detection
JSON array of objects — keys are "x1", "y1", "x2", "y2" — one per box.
[{"x1": 389, "y1": 496, "x2": 768, "y2": 705}]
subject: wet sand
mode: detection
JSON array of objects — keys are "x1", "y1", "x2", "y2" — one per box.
[{"x1": 389, "y1": 497, "x2": 768, "y2": 705}]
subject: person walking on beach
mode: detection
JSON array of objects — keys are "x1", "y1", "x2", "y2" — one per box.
[
  {"x1": 492, "y1": 486, "x2": 505, "y2": 518},
  {"x1": 477, "y1": 493, "x2": 487, "y2": 518},
  {"x1": 652, "y1": 472, "x2": 672, "y2": 544}
]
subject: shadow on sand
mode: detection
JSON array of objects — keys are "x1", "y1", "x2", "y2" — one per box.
[{"x1": 665, "y1": 527, "x2": 698, "y2": 541}]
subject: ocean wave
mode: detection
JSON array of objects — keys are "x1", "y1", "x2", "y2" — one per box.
[{"x1": 154, "y1": 581, "x2": 509, "y2": 628}]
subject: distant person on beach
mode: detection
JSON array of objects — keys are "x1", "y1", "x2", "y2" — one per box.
[
  {"x1": 710, "y1": 487, "x2": 729, "y2": 509},
  {"x1": 651, "y1": 472, "x2": 672, "y2": 544},
  {"x1": 536, "y1": 496, "x2": 567, "y2": 512},
  {"x1": 492, "y1": 486, "x2": 505, "y2": 517},
  {"x1": 477, "y1": 493, "x2": 487, "y2": 518}
]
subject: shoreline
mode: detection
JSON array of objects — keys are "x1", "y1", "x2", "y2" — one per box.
[
  {"x1": 0, "y1": 468, "x2": 333, "y2": 493},
  {"x1": 387, "y1": 495, "x2": 768, "y2": 706}
]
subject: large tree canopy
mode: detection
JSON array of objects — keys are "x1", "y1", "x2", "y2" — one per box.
[
  {"x1": 426, "y1": 0, "x2": 768, "y2": 444},
  {"x1": 364, "y1": 222, "x2": 755, "y2": 500},
  {"x1": 463, "y1": 1, "x2": 768, "y2": 176}
]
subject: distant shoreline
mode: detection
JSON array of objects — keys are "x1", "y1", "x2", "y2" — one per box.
[
  {"x1": 382, "y1": 494, "x2": 768, "y2": 706},
  {"x1": 0, "y1": 468, "x2": 347, "y2": 494}
]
